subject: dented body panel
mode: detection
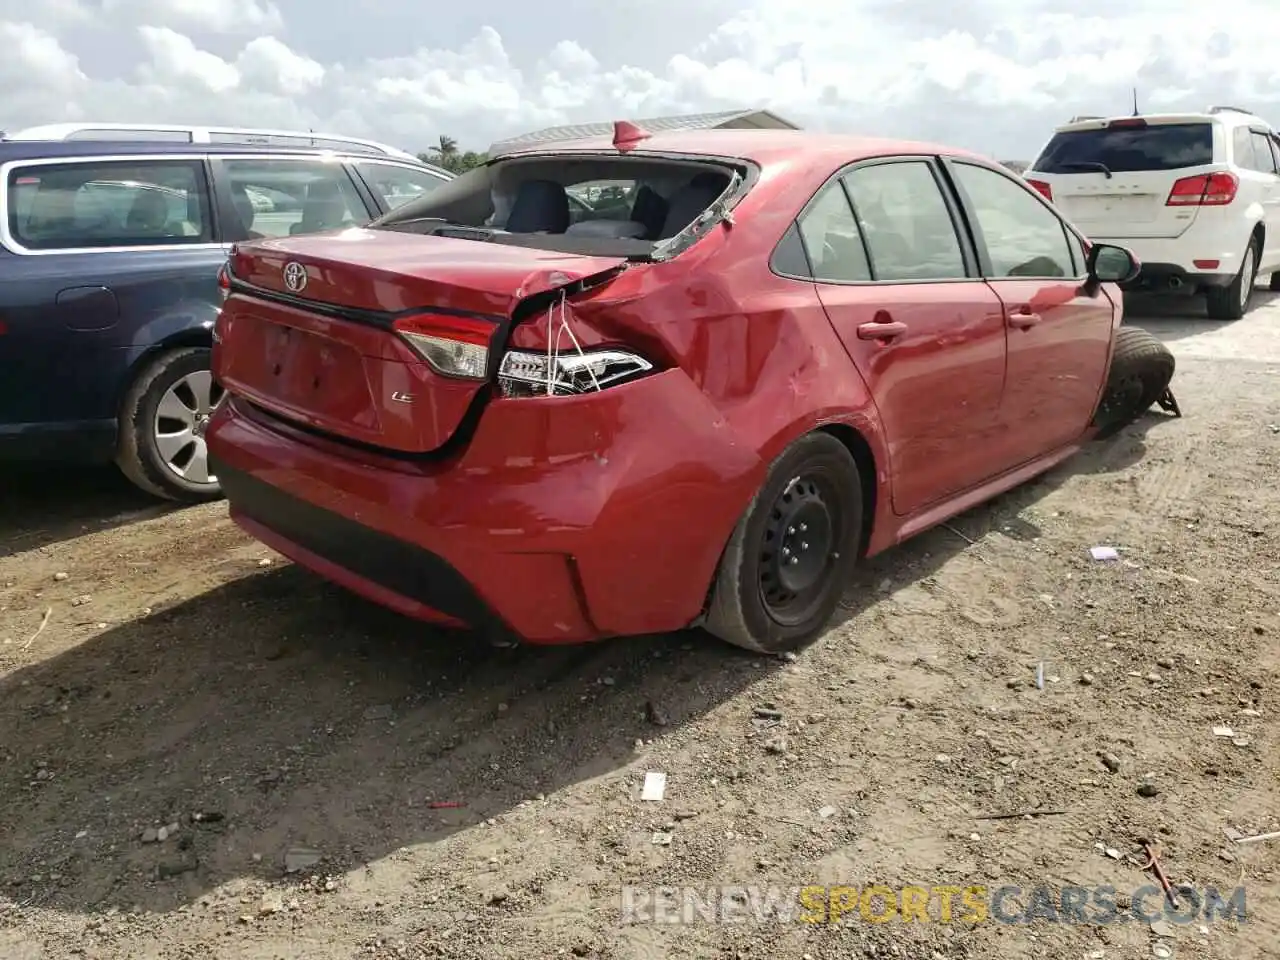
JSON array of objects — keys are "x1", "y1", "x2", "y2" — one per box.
[{"x1": 207, "y1": 130, "x2": 1128, "y2": 644}]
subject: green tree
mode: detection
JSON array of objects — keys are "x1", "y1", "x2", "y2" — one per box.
[{"x1": 418, "y1": 135, "x2": 488, "y2": 175}]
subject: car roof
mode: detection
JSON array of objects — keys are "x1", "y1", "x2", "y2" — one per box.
[
  {"x1": 491, "y1": 128, "x2": 992, "y2": 167},
  {"x1": 1053, "y1": 110, "x2": 1273, "y2": 134},
  {"x1": 0, "y1": 139, "x2": 449, "y2": 171}
]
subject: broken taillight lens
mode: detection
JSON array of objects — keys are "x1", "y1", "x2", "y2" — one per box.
[{"x1": 496, "y1": 348, "x2": 654, "y2": 397}]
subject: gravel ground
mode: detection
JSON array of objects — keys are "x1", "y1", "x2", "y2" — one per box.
[{"x1": 2, "y1": 291, "x2": 1278, "y2": 960}]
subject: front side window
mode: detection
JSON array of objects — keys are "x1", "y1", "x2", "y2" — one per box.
[
  {"x1": 221, "y1": 159, "x2": 368, "y2": 240},
  {"x1": 841, "y1": 161, "x2": 967, "y2": 281},
  {"x1": 6, "y1": 160, "x2": 212, "y2": 250},
  {"x1": 950, "y1": 162, "x2": 1076, "y2": 279},
  {"x1": 355, "y1": 161, "x2": 449, "y2": 211}
]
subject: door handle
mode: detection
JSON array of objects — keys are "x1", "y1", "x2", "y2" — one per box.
[
  {"x1": 857, "y1": 320, "x2": 907, "y2": 341},
  {"x1": 1009, "y1": 311, "x2": 1042, "y2": 329}
]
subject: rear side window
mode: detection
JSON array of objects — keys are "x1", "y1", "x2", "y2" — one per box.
[
  {"x1": 221, "y1": 158, "x2": 369, "y2": 240},
  {"x1": 1250, "y1": 132, "x2": 1278, "y2": 174},
  {"x1": 1031, "y1": 123, "x2": 1214, "y2": 173},
  {"x1": 795, "y1": 181, "x2": 871, "y2": 282},
  {"x1": 841, "y1": 161, "x2": 968, "y2": 282},
  {"x1": 355, "y1": 161, "x2": 449, "y2": 211},
  {"x1": 5, "y1": 160, "x2": 213, "y2": 251}
]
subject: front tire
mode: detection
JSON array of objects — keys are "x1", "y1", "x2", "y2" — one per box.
[
  {"x1": 1092, "y1": 327, "x2": 1176, "y2": 439},
  {"x1": 704, "y1": 432, "x2": 863, "y2": 655},
  {"x1": 115, "y1": 346, "x2": 225, "y2": 503},
  {"x1": 1205, "y1": 236, "x2": 1259, "y2": 320}
]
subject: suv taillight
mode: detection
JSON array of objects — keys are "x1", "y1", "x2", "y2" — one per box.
[
  {"x1": 1026, "y1": 178, "x2": 1053, "y2": 202},
  {"x1": 216, "y1": 262, "x2": 230, "y2": 301},
  {"x1": 1166, "y1": 171, "x2": 1238, "y2": 206}
]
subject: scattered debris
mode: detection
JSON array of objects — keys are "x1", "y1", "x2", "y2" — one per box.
[
  {"x1": 1138, "y1": 842, "x2": 1179, "y2": 908},
  {"x1": 1099, "y1": 752, "x2": 1121, "y2": 773},
  {"x1": 21, "y1": 607, "x2": 52, "y2": 652},
  {"x1": 974, "y1": 808, "x2": 1067, "y2": 821},
  {"x1": 650, "y1": 832, "x2": 672, "y2": 846},
  {"x1": 1212, "y1": 725, "x2": 1234, "y2": 738},
  {"x1": 752, "y1": 706, "x2": 783, "y2": 721},
  {"x1": 1152, "y1": 945, "x2": 1173, "y2": 960},
  {"x1": 640, "y1": 771, "x2": 666, "y2": 802},
  {"x1": 1233, "y1": 830, "x2": 1280, "y2": 845},
  {"x1": 1137, "y1": 782, "x2": 1160, "y2": 798},
  {"x1": 1035, "y1": 662, "x2": 1045, "y2": 690},
  {"x1": 426, "y1": 801, "x2": 465, "y2": 810},
  {"x1": 53, "y1": 572, "x2": 68, "y2": 582},
  {"x1": 1090, "y1": 546, "x2": 1120, "y2": 561},
  {"x1": 817, "y1": 806, "x2": 839, "y2": 820},
  {"x1": 284, "y1": 848, "x2": 323, "y2": 874},
  {"x1": 70, "y1": 595, "x2": 92, "y2": 606},
  {"x1": 1150, "y1": 919, "x2": 1176, "y2": 938},
  {"x1": 763, "y1": 735, "x2": 788, "y2": 755},
  {"x1": 645, "y1": 701, "x2": 669, "y2": 726}
]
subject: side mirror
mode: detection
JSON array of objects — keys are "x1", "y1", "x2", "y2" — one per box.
[{"x1": 1088, "y1": 242, "x2": 1140, "y2": 284}]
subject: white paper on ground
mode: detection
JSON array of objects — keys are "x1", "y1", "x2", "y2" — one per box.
[{"x1": 640, "y1": 771, "x2": 667, "y2": 801}]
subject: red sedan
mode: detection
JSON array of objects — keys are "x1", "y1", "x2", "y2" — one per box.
[{"x1": 206, "y1": 124, "x2": 1176, "y2": 654}]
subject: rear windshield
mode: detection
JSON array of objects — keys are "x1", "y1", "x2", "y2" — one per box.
[
  {"x1": 1031, "y1": 123, "x2": 1214, "y2": 174},
  {"x1": 371, "y1": 154, "x2": 745, "y2": 259}
]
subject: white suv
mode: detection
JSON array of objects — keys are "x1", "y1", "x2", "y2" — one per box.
[{"x1": 1025, "y1": 106, "x2": 1280, "y2": 320}]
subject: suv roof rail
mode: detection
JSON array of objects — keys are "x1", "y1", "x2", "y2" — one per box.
[
  {"x1": 1208, "y1": 105, "x2": 1256, "y2": 117},
  {"x1": 5, "y1": 122, "x2": 419, "y2": 161},
  {"x1": 1068, "y1": 115, "x2": 1103, "y2": 122}
]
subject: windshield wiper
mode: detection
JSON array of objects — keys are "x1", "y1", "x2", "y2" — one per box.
[{"x1": 1058, "y1": 161, "x2": 1113, "y2": 178}]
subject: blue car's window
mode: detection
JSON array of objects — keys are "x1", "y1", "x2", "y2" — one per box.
[{"x1": 6, "y1": 160, "x2": 213, "y2": 251}]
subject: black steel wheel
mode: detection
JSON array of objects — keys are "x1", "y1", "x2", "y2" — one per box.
[
  {"x1": 705, "y1": 432, "x2": 863, "y2": 654},
  {"x1": 1092, "y1": 327, "x2": 1177, "y2": 439}
]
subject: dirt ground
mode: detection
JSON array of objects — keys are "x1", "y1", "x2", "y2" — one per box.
[{"x1": 2, "y1": 292, "x2": 1279, "y2": 960}]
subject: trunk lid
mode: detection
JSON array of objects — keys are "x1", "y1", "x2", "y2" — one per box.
[
  {"x1": 215, "y1": 229, "x2": 626, "y2": 453},
  {"x1": 1029, "y1": 117, "x2": 1219, "y2": 239}
]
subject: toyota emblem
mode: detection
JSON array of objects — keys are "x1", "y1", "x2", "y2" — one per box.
[{"x1": 282, "y1": 261, "x2": 308, "y2": 293}]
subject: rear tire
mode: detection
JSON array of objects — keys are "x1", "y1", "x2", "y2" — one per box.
[
  {"x1": 704, "y1": 432, "x2": 862, "y2": 655},
  {"x1": 1205, "y1": 236, "x2": 1259, "y2": 320},
  {"x1": 1092, "y1": 327, "x2": 1176, "y2": 439},
  {"x1": 116, "y1": 346, "x2": 225, "y2": 503}
]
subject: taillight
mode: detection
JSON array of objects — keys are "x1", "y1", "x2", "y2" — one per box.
[
  {"x1": 497, "y1": 348, "x2": 654, "y2": 398},
  {"x1": 1166, "y1": 172, "x2": 1238, "y2": 206},
  {"x1": 1026, "y1": 178, "x2": 1053, "y2": 202},
  {"x1": 392, "y1": 313, "x2": 495, "y2": 380},
  {"x1": 216, "y1": 261, "x2": 231, "y2": 302}
]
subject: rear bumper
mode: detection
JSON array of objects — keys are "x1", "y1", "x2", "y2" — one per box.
[
  {"x1": 206, "y1": 373, "x2": 762, "y2": 644},
  {"x1": 1096, "y1": 231, "x2": 1247, "y2": 291}
]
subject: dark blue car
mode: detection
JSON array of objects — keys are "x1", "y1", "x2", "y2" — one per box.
[{"x1": 0, "y1": 140, "x2": 451, "y2": 500}]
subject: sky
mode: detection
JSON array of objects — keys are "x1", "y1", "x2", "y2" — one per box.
[{"x1": 2, "y1": 0, "x2": 1280, "y2": 160}]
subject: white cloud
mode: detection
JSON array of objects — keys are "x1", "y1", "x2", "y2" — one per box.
[
  {"x1": 3, "y1": 0, "x2": 1280, "y2": 158},
  {"x1": 102, "y1": 0, "x2": 283, "y2": 34},
  {"x1": 137, "y1": 26, "x2": 240, "y2": 92}
]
